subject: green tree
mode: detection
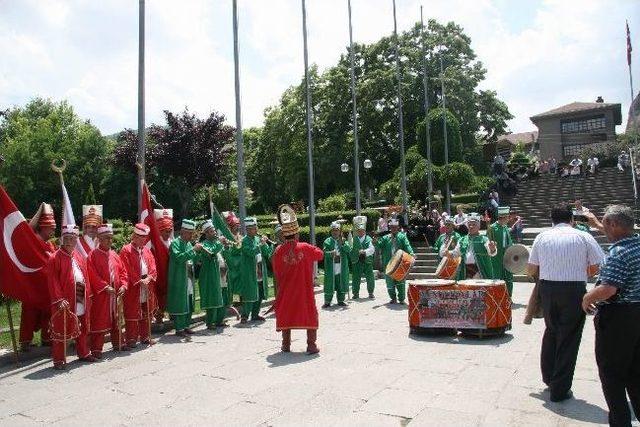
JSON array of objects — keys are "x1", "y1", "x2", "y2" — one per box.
[
  {"x1": 0, "y1": 98, "x2": 110, "y2": 218},
  {"x1": 246, "y1": 19, "x2": 511, "y2": 210},
  {"x1": 416, "y1": 107, "x2": 463, "y2": 165}
]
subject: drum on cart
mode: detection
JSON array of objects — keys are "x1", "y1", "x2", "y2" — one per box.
[
  {"x1": 385, "y1": 250, "x2": 415, "y2": 282},
  {"x1": 408, "y1": 279, "x2": 457, "y2": 335},
  {"x1": 455, "y1": 279, "x2": 512, "y2": 337}
]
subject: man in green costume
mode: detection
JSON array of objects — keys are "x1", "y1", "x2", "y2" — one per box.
[
  {"x1": 322, "y1": 221, "x2": 351, "y2": 308},
  {"x1": 239, "y1": 217, "x2": 273, "y2": 324},
  {"x1": 489, "y1": 206, "x2": 514, "y2": 296},
  {"x1": 433, "y1": 217, "x2": 460, "y2": 256},
  {"x1": 375, "y1": 218, "x2": 414, "y2": 304},
  {"x1": 197, "y1": 220, "x2": 226, "y2": 331},
  {"x1": 350, "y1": 216, "x2": 376, "y2": 299},
  {"x1": 168, "y1": 219, "x2": 203, "y2": 337},
  {"x1": 221, "y1": 212, "x2": 242, "y2": 302},
  {"x1": 442, "y1": 214, "x2": 497, "y2": 280}
]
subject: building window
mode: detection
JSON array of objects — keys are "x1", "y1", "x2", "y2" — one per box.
[
  {"x1": 561, "y1": 116, "x2": 606, "y2": 133},
  {"x1": 563, "y1": 142, "x2": 611, "y2": 158}
]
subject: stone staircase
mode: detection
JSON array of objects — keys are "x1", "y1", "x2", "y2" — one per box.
[
  {"x1": 506, "y1": 167, "x2": 635, "y2": 228},
  {"x1": 407, "y1": 167, "x2": 636, "y2": 283}
]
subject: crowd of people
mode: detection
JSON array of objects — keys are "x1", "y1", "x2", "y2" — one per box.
[{"x1": 10, "y1": 189, "x2": 640, "y2": 425}]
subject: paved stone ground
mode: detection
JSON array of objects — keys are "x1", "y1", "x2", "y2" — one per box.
[{"x1": 0, "y1": 280, "x2": 630, "y2": 426}]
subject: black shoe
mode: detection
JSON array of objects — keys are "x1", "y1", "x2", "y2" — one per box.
[
  {"x1": 550, "y1": 390, "x2": 573, "y2": 402},
  {"x1": 368, "y1": 294, "x2": 375, "y2": 299},
  {"x1": 337, "y1": 302, "x2": 347, "y2": 307},
  {"x1": 251, "y1": 316, "x2": 266, "y2": 322},
  {"x1": 184, "y1": 328, "x2": 196, "y2": 335},
  {"x1": 176, "y1": 330, "x2": 187, "y2": 337},
  {"x1": 389, "y1": 299, "x2": 397, "y2": 304},
  {"x1": 398, "y1": 300, "x2": 406, "y2": 305},
  {"x1": 322, "y1": 303, "x2": 331, "y2": 308}
]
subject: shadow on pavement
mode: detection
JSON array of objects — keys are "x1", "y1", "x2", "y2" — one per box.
[
  {"x1": 266, "y1": 351, "x2": 319, "y2": 368},
  {"x1": 408, "y1": 332, "x2": 514, "y2": 346},
  {"x1": 529, "y1": 391, "x2": 609, "y2": 424},
  {"x1": 371, "y1": 302, "x2": 407, "y2": 311},
  {"x1": 24, "y1": 358, "x2": 93, "y2": 380},
  {"x1": 512, "y1": 302, "x2": 527, "y2": 310}
]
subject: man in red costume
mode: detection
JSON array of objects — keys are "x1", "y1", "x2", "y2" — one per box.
[
  {"x1": 80, "y1": 204, "x2": 102, "y2": 255},
  {"x1": 272, "y1": 205, "x2": 324, "y2": 354},
  {"x1": 153, "y1": 208, "x2": 173, "y2": 324},
  {"x1": 47, "y1": 225, "x2": 95, "y2": 370},
  {"x1": 20, "y1": 202, "x2": 56, "y2": 351},
  {"x1": 87, "y1": 224, "x2": 128, "y2": 358},
  {"x1": 119, "y1": 223, "x2": 157, "y2": 347}
]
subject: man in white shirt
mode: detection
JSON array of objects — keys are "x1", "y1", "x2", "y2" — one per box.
[{"x1": 527, "y1": 203, "x2": 605, "y2": 402}]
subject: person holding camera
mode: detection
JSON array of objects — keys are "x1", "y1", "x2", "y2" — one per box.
[{"x1": 582, "y1": 205, "x2": 640, "y2": 426}]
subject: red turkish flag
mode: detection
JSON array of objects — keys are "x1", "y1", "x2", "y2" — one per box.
[
  {"x1": 139, "y1": 182, "x2": 169, "y2": 311},
  {"x1": 0, "y1": 186, "x2": 51, "y2": 309}
]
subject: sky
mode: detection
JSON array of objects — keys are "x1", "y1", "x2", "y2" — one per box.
[{"x1": 0, "y1": 0, "x2": 639, "y2": 136}]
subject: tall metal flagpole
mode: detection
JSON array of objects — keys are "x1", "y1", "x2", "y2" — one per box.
[
  {"x1": 137, "y1": 0, "x2": 145, "y2": 213},
  {"x1": 392, "y1": 0, "x2": 409, "y2": 225},
  {"x1": 627, "y1": 21, "x2": 638, "y2": 201},
  {"x1": 440, "y1": 52, "x2": 451, "y2": 213},
  {"x1": 302, "y1": 0, "x2": 316, "y2": 246},
  {"x1": 347, "y1": 0, "x2": 362, "y2": 215},
  {"x1": 420, "y1": 6, "x2": 433, "y2": 197},
  {"x1": 232, "y1": 0, "x2": 248, "y2": 231}
]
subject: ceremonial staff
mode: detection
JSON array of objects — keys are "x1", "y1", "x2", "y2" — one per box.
[
  {"x1": 51, "y1": 159, "x2": 69, "y2": 363},
  {"x1": 0, "y1": 156, "x2": 19, "y2": 363}
]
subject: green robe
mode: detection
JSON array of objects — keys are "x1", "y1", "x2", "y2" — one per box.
[
  {"x1": 350, "y1": 235, "x2": 375, "y2": 265},
  {"x1": 454, "y1": 234, "x2": 495, "y2": 280},
  {"x1": 167, "y1": 237, "x2": 198, "y2": 315},
  {"x1": 433, "y1": 231, "x2": 461, "y2": 256},
  {"x1": 323, "y1": 237, "x2": 351, "y2": 295},
  {"x1": 238, "y1": 235, "x2": 272, "y2": 302},
  {"x1": 222, "y1": 241, "x2": 241, "y2": 298},
  {"x1": 376, "y1": 232, "x2": 414, "y2": 275},
  {"x1": 197, "y1": 239, "x2": 224, "y2": 309},
  {"x1": 489, "y1": 222, "x2": 513, "y2": 294},
  {"x1": 350, "y1": 234, "x2": 376, "y2": 296}
]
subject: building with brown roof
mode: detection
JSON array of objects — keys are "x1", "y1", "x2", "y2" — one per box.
[{"x1": 530, "y1": 97, "x2": 622, "y2": 160}]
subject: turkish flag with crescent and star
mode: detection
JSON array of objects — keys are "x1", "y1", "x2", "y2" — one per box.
[
  {"x1": 0, "y1": 186, "x2": 51, "y2": 309},
  {"x1": 140, "y1": 182, "x2": 169, "y2": 305}
]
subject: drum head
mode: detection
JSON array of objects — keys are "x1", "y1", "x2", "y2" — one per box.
[
  {"x1": 458, "y1": 279, "x2": 505, "y2": 287},
  {"x1": 409, "y1": 279, "x2": 455, "y2": 287},
  {"x1": 385, "y1": 250, "x2": 404, "y2": 275}
]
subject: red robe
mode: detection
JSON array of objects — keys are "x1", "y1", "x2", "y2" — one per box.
[
  {"x1": 80, "y1": 235, "x2": 96, "y2": 256},
  {"x1": 87, "y1": 248, "x2": 129, "y2": 333},
  {"x1": 47, "y1": 249, "x2": 92, "y2": 335},
  {"x1": 272, "y1": 241, "x2": 324, "y2": 331},
  {"x1": 119, "y1": 243, "x2": 157, "y2": 322}
]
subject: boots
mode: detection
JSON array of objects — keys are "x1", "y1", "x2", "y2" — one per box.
[
  {"x1": 306, "y1": 329, "x2": 319, "y2": 354},
  {"x1": 281, "y1": 330, "x2": 291, "y2": 352}
]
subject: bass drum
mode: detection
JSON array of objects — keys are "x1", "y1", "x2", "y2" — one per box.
[{"x1": 434, "y1": 255, "x2": 461, "y2": 280}]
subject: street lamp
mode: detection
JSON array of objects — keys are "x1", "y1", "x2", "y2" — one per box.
[
  {"x1": 363, "y1": 158, "x2": 373, "y2": 201},
  {"x1": 217, "y1": 183, "x2": 225, "y2": 191},
  {"x1": 341, "y1": 163, "x2": 349, "y2": 173}
]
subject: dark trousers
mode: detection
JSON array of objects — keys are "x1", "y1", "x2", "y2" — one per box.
[
  {"x1": 595, "y1": 303, "x2": 640, "y2": 426},
  {"x1": 539, "y1": 280, "x2": 586, "y2": 399}
]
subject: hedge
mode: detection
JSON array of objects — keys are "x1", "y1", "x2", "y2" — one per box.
[{"x1": 450, "y1": 193, "x2": 478, "y2": 204}]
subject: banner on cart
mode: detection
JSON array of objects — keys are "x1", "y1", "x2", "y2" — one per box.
[{"x1": 418, "y1": 288, "x2": 486, "y2": 329}]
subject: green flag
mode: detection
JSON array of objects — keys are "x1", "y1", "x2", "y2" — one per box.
[{"x1": 210, "y1": 201, "x2": 234, "y2": 241}]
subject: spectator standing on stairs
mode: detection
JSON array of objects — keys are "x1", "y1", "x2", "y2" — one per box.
[{"x1": 618, "y1": 151, "x2": 630, "y2": 172}]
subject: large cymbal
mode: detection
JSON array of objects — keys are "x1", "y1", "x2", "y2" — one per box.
[{"x1": 503, "y1": 244, "x2": 530, "y2": 274}]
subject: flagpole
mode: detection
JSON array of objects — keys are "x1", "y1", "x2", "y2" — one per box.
[
  {"x1": 420, "y1": 5, "x2": 433, "y2": 196},
  {"x1": 137, "y1": 0, "x2": 146, "y2": 214},
  {"x1": 301, "y1": 0, "x2": 316, "y2": 246},
  {"x1": 347, "y1": 0, "x2": 362, "y2": 215},
  {"x1": 627, "y1": 20, "x2": 638, "y2": 201},
  {"x1": 392, "y1": 0, "x2": 409, "y2": 225},
  {"x1": 440, "y1": 52, "x2": 451, "y2": 214},
  {"x1": 232, "y1": 0, "x2": 248, "y2": 232}
]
